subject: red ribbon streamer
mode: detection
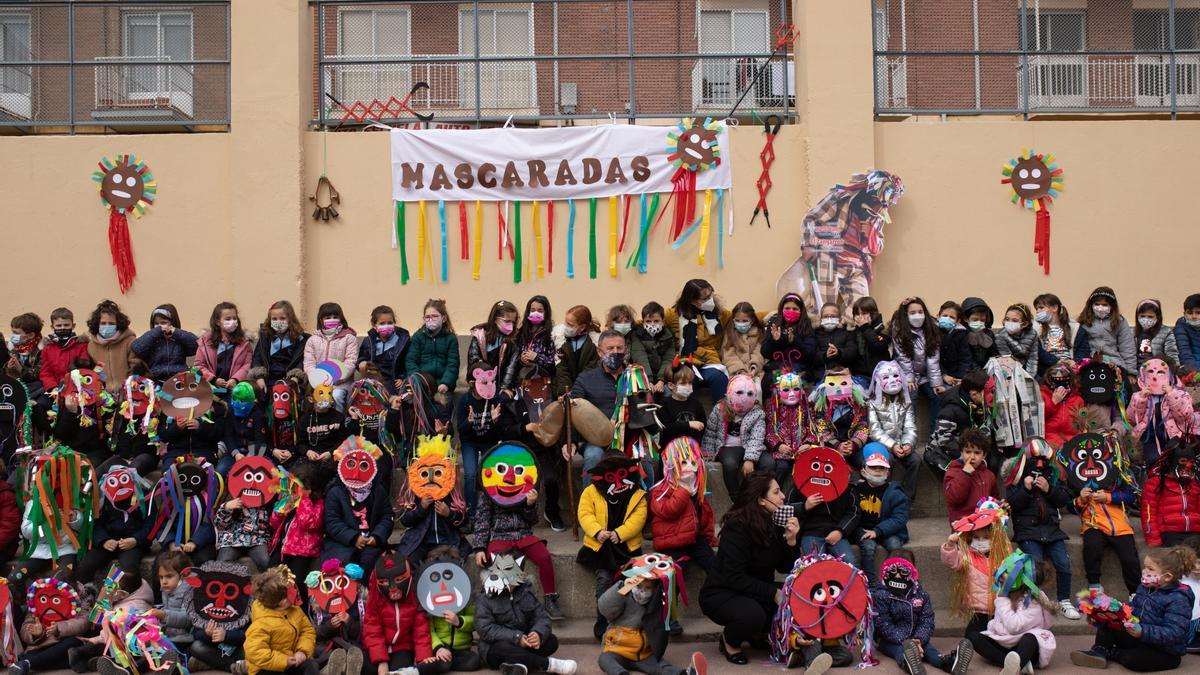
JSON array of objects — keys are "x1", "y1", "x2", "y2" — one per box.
[
  {"x1": 547, "y1": 201, "x2": 555, "y2": 273},
  {"x1": 619, "y1": 194, "x2": 632, "y2": 251},
  {"x1": 1034, "y1": 209, "x2": 1051, "y2": 275},
  {"x1": 108, "y1": 211, "x2": 136, "y2": 293},
  {"x1": 670, "y1": 169, "x2": 697, "y2": 242},
  {"x1": 458, "y1": 201, "x2": 469, "y2": 260}
]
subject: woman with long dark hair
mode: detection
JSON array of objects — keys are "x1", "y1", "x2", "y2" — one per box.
[
  {"x1": 699, "y1": 471, "x2": 800, "y2": 665},
  {"x1": 666, "y1": 278, "x2": 732, "y2": 401}
]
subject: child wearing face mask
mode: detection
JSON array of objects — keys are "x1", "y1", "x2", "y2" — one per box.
[
  {"x1": 296, "y1": 384, "x2": 349, "y2": 481},
  {"x1": 1074, "y1": 287, "x2": 1137, "y2": 375},
  {"x1": 942, "y1": 500, "x2": 1014, "y2": 637},
  {"x1": 553, "y1": 305, "x2": 600, "y2": 398},
  {"x1": 132, "y1": 304, "x2": 198, "y2": 384},
  {"x1": 650, "y1": 437, "x2": 717, "y2": 583},
  {"x1": 39, "y1": 307, "x2": 90, "y2": 394},
  {"x1": 1174, "y1": 293, "x2": 1200, "y2": 369},
  {"x1": 1181, "y1": 536, "x2": 1200, "y2": 653},
  {"x1": 719, "y1": 301, "x2": 765, "y2": 378},
  {"x1": 889, "y1": 297, "x2": 945, "y2": 428},
  {"x1": 702, "y1": 374, "x2": 770, "y2": 497},
  {"x1": 252, "y1": 300, "x2": 309, "y2": 392},
  {"x1": 1071, "y1": 546, "x2": 1197, "y2": 672},
  {"x1": 1134, "y1": 299, "x2": 1180, "y2": 369},
  {"x1": 8, "y1": 312, "x2": 46, "y2": 400},
  {"x1": 404, "y1": 299, "x2": 460, "y2": 400},
  {"x1": 995, "y1": 303, "x2": 1039, "y2": 376},
  {"x1": 605, "y1": 305, "x2": 637, "y2": 343},
  {"x1": 937, "y1": 302, "x2": 976, "y2": 387},
  {"x1": 454, "y1": 361, "x2": 517, "y2": 520},
  {"x1": 657, "y1": 367, "x2": 706, "y2": 447},
  {"x1": 960, "y1": 297, "x2": 999, "y2": 371},
  {"x1": 849, "y1": 296, "x2": 892, "y2": 384},
  {"x1": 195, "y1": 302, "x2": 252, "y2": 392},
  {"x1": 469, "y1": 301, "x2": 520, "y2": 396},
  {"x1": 506, "y1": 296, "x2": 556, "y2": 399},
  {"x1": 974, "y1": 555, "x2": 1059, "y2": 675},
  {"x1": 356, "y1": 305, "x2": 411, "y2": 395},
  {"x1": 851, "y1": 445, "x2": 909, "y2": 586},
  {"x1": 1032, "y1": 294, "x2": 1076, "y2": 363},
  {"x1": 85, "y1": 300, "x2": 137, "y2": 394},
  {"x1": 303, "y1": 302, "x2": 358, "y2": 411},
  {"x1": 868, "y1": 360, "x2": 920, "y2": 500},
  {"x1": 761, "y1": 292, "x2": 817, "y2": 382},
  {"x1": 629, "y1": 302, "x2": 676, "y2": 394},
  {"x1": 596, "y1": 559, "x2": 704, "y2": 675},
  {"x1": 872, "y1": 550, "x2": 974, "y2": 675},
  {"x1": 813, "y1": 302, "x2": 860, "y2": 384}
]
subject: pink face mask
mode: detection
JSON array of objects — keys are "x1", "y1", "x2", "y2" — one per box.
[
  {"x1": 726, "y1": 374, "x2": 758, "y2": 414},
  {"x1": 473, "y1": 367, "x2": 497, "y2": 399},
  {"x1": 776, "y1": 372, "x2": 804, "y2": 407},
  {"x1": 526, "y1": 311, "x2": 545, "y2": 325},
  {"x1": 782, "y1": 308, "x2": 803, "y2": 324},
  {"x1": 497, "y1": 320, "x2": 515, "y2": 336},
  {"x1": 1139, "y1": 358, "x2": 1172, "y2": 396}
]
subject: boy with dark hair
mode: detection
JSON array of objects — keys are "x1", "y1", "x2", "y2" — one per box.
[
  {"x1": 1174, "y1": 293, "x2": 1200, "y2": 369},
  {"x1": 942, "y1": 428, "x2": 999, "y2": 524},
  {"x1": 936, "y1": 301, "x2": 975, "y2": 386},
  {"x1": 8, "y1": 313, "x2": 45, "y2": 399},
  {"x1": 925, "y1": 369, "x2": 992, "y2": 477},
  {"x1": 629, "y1": 302, "x2": 675, "y2": 393},
  {"x1": 40, "y1": 308, "x2": 88, "y2": 392}
]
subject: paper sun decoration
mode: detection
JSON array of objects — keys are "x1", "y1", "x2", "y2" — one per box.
[
  {"x1": 1001, "y1": 149, "x2": 1063, "y2": 275},
  {"x1": 92, "y1": 155, "x2": 157, "y2": 294}
]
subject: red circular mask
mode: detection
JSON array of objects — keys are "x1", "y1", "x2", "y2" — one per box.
[
  {"x1": 310, "y1": 567, "x2": 360, "y2": 615},
  {"x1": 227, "y1": 456, "x2": 280, "y2": 508},
  {"x1": 338, "y1": 450, "x2": 377, "y2": 490},
  {"x1": 793, "y1": 447, "x2": 851, "y2": 502},
  {"x1": 787, "y1": 559, "x2": 869, "y2": 639}
]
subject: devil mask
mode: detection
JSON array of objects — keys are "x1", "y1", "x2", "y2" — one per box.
[
  {"x1": 308, "y1": 560, "x2": 362, "y2": 615},
  {"x1": 407, "y1": 435, "x2": 456, "y2": 501},
  {"x1": 335, "y1": 437, "x2": 381, "y2": 493},
  {"x1": 416, "y1": 559, "x2": 472, "y2": 616},
  {"x1": 481, "y1": 443, "x2": 539, "y2": 506},
  {"x1": 793, "y1": 447, "x2": 851, "y2": 502},
  {"x1": 1139, "y1": 358, "x2": 1173, "y2": 396},
  {"x1": 271, "y1": 380, "x2": 297, "y2": 420},
  {"x1": 62, "y1": 368, "x2": 104, "y2": 408},
  {"x1": 227, "y1": 456, "x2": 279, "y2": 508},
  {"x1": 880, "y1": 558, "x2": 918, "y2": 599},
  {"x1": 472, "y1": 365, "x2": 498, "y2": 400},
  {"x1": 775, "y1": 371, "x2": 804, "y2": 407},
  {"x1": 375, "y1": 552, "x2": 415, "y2": 602},
  {"x1": 725, "y1": 374, "x2": 758, "y2": 414},
  {"x1": 481, "y1": 553, "x2": 527, "y2": 595},
  {"x1": 1078, "y1": 361, "x2": 1116, "y2": 405},
  {"x1": 589, "y1": 455, "x2": 640, "y2": 505},
  {"x1": 26, "y1": 578, "x2": 80, "y2": 628},
  {"x1": 182, "y1": 561, "x2": 254, "y2": 630},
  {"x1": 1168, "y1": 445, "x2": 1197, "y2": 485},
  {"x1": 158, "y1": 370, "x2": 213, "y2": 419},
  {"x1": 1063, "y1": 433, "x2": 1115, "y2": 491},
  {"x1": 1044, "y1": 363, "x2": 1073, "y2": 393},
  {"x1": 786, "y1": 557, "x2": 870, "y2": 640}
]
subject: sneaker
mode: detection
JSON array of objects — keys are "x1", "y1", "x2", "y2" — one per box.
[
  {"x1": 668, "y1": 619, "x2": 683, "y2": 637},
  {"x1": 97, "y1": 656, "x2": 131, "y2": 675},
  {"x1": 345, "y1": 646, "x2": 364, "y2": 675},
  {"x1": 545, "y1": 658, "x2": 577, "y2": 675},
  {"x1": 543, "y1": 593, "x2": 565, "y2": 621},
  {"x1": 544, "y1": 511, "x2": 565, "y2": 532},
  {"x1": 902, "y1": 639, "x2": 927, "y2": 675},
  {"x1": 321, "y1": 648, "x2": 346, "y2": 675},
  {"x1": 785, "y1": 650, "x2": 804, "y2": 669},
  {"x1": 689, "y1": 651, "x2": 708, "y2": 675},
  {"x1": 804, "y1": 652, "x2": 833, "y2": 675},
  {"x1": 941, "y1": 640, "x2": 974, "y2": 675},
  {"x1": 1070, "y1": 649, "x2": 1109, "y2": 669},
  {"x1": 1021, "y1": 662, "x2": 1035, "y2": 675},
  {"x1": 1059, "y1": 599, "x2": 1082, "y2": 620},
  {"x1": 498, "y1": 666, "x2": 528, "y2": 675},
  {"x1": 1000, "y1": 652, "x2": 1021, "y2": 675},
  {"x1": 230, "y1": 660, "x2": 249, "y2": 675},
  {"x1": 8, "y1": 660, "x2": 29, "y2": 675}
]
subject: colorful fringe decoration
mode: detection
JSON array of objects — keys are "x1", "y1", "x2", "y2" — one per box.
[
  {"x1": 547, "y1": 200, "x2": 555, "y2": 273},
  {"x1": 567, "y1": 199, "x2": 576, "y2": 279},
  {"x1": 396, "y1": 201, "x2": 409, "y2": 285},
  {"x1": 472, "y1": 200, "x2": 483, "y2": 280},
  {"x1": 21, "y1": 445, "x2": 98, "y2": 558},
  {"x1": 770, "y1": 553, "x2": 877, "y2": 669},
  {"x1": 513, "y1": 200, "x2": 523, "y2": 283},
  {"x1": 608, "y1": 195, "x2": 618, "y2": 277},
  {"x1": 588, "y1": 197, "x2": 597, "y2": 279},
  {"x1": 610, "y1": 365, "x2": 659, "y2": 469},
  {"x1": 532, "y1": 200, "x2": 544, "y2": 279},
  {"x1": 101, "y1": 608, "x2": 186, "y2": 675},
  {"x1": 991, "y1": 550, "x2": 1043, "y2": 607},
  {"x1": 620, "y1": 553, "x2": 687, "y2": 631},
  {"x1": 92, "y1": 155, "x2": 156, "y2": 294},
  {"x1": 619, "y1": 194, "x2": 632, "y2": 251},
  {"x1": 438, "y1": 200, "x2": 448, "y2": 282},
  {"x1": 458, "y1": 201, "x2": 469, "y2": 260},
  {"x1": 147, "y1": 457, "x2": 222, "y2": 547},
  {"x1": 1001, "y1": 148, "x2": 1064, "y2": 276}
]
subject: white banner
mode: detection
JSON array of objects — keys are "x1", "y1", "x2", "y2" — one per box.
[{"x1": 390, "y1": 123, "x2": 732, "y2": 203}]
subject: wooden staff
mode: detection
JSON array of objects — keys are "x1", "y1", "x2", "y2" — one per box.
[{"x1": 563, "y1": 394, "x2": 579, "y2": 540}]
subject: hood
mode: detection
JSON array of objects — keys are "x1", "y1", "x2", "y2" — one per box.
[{"x1": 961, "y1": 297, "x2": 994, "y2": 325}]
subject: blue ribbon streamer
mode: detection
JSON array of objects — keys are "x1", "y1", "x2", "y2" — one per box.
[
  {"x1": 567, "y1": 199, "x2": 576, "y2": 279},
  {"x1": 438, "y1": 200, "x2": 448, "y2": 281},
  {"x1": 671, "y1": 214, "x2": 703, "y2": 250},
  {"x1": 717, "y1": 189, "x2": 725, "y2": 269}
]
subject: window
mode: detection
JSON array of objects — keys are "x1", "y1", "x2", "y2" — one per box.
[
  {"x1": 697, "y1": 9, "x2": 770, "y2": 108},
  {"x1": 118, "y1": 12, "x2": 194, "y2": 114},
  {"x1": 1132, "y1": 10, "x2": 1200, "y2": 106},
  {"x1": 0, "y1": 11, "x2": 31, "y2": 118},
  {"x1": 458, "y1": 7, "x2": 535, "y2": 110},
  {"x1": 1021, "y1": 12, "x2": 1086, "y2": 106},
  {"x1": 335, "y1": 8, "x2": 411, "y2": 105}
]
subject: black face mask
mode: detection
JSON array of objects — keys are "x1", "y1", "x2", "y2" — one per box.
[
  {"x1": 883, "y1": 569, "x2": 913, "y2": 598},
  {"x1": 53, "y1": 329, "x2": 74, "y2": 342}
]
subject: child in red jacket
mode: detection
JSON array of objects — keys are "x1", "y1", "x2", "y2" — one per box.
[
  {"x1": 1142, "y1": 442, "x2": 1200, "y2": 547},
  {"x1": 39, "y1": 308, "x2": 90, "y2": 393},
  {"x1": 650, "y1": 437, "x2": 716, "y2": 573},
  {"x1": 1041, "y1": 362, "x2": 1083, "y2": 448},
  {"x1": 361, "y1": 552, "x2": 436, "y2": 675},
  {"x1": 943, "y1": 428, "x2": 1000, "y2": 524}
]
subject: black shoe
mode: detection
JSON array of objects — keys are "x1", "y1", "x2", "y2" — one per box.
[
  {"x1": 593, "y1": 616, "x2": 607, "y2": 641},
  {"x1": 8, "y1": 660, "x2": 29, "y2": 675},
  {"x1": 544, "y1": 511, "x2": 565, "y2": 532},
  {"x1": 826, "y1": 646, "x2": 852, "y2": 668},
  {"x1": 902, "y1": 639, "x2": 927, "y2": 675},
  {"x1": 1070, "y1": 649, "x2": 1109, "y2": 669},
  {"x1": 940, "y1": 640, "x2": 974, "y2": 675},
  {"x1": 718, "y1": 637, "x2": 749, "y2": 666},
  {"x1": 499, "y1": 665, "x2": 529, "y2": 675},
  {"x1": 785, "y1": 650, "x2": 804, "y2": 669},
  {"x1": 668, "y1": 619, "x2": 683, "y2": 636},
  {"x1": 68, "y1": 647, "x2": 90, "y2": 674},
  {"x1": 97, "y1": 656, "x2": 131, "y2": 675},
  {"x1": 543, "y1": 593, "x2": 565, "y2": 621}
]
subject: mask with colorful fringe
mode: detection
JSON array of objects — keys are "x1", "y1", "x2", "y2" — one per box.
[
  {"x1": 770, "y1": 553, "x2": 876, "y2": 669},
  {"x1": 147, "y1": 457, "x2": 222, "y2": 546},
  {"x1": 19, "y1": 445, "x2": 98, "y2": 559},
  {"x1": 100, "y1": 607, "x2": 186, "y2": 675},
  {"x1": 610, "y1": 365, "x2": 660, "y2": 466},
  {"x1": 620, "y1": 553, "x2": 686, "y2": 631},
  {"x1": 991, "y1": 550, "x2": 1042, "y2": 607}
]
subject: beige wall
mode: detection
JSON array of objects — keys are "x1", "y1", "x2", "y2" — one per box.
[{"x1": 2, "y1": 0, "x2": 1200, "y2": 339}]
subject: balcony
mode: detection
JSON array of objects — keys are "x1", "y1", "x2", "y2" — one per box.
[
  {"x1": 94, "y1": 56, "x2": 194, "y2": 120},
  {"x1": 692, "y1": 55, "x2": 794, "y2": 114}
]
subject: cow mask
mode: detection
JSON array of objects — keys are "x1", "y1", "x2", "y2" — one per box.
[{"x1": 182, "y1": 561, "x2": 253, "y2": 630}]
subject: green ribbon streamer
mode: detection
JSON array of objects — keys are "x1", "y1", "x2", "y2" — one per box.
[
  {"x1": 397, "y1": 201, "x2": 409, "y2": 285},
  {"x1": 588, "y1": 197, "x2": 597, "y2": 279},
  {"x1": 513, "y1": 200, "x2": 523, "y2": 283}
]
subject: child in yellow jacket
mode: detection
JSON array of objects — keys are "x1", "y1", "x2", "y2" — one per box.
[{"x1": 244, "y1": 566, "x2": 318, "y2": 675}]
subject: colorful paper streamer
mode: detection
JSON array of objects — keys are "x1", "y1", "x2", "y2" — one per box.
[
  {"x1": 567, "y1": 199, "x2": 576, "y2": 279},
  {"x1": 396, "y1": 201, "x2": 409, "y2": 285},
  {"x1": 532, "y1": 200, "x2": 545, "y2": 279},
  {"x1": 588, "y1": 197, "x2": 597, "y2": 279},
  {"x1": 473, "y1": 200, "x2": 483, "y2": 280},
  {"x1": 513, "y1": 200, "x2": 523, "y2": 283},
  {"x1": 438, "y1": 199, "x2": 448, "y2": 282}
]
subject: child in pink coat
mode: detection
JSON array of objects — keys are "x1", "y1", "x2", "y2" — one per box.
[
  {"x1": 303, "y1": 302, "x2": 358, "y2": 411},
  {"x1": 941, "y1": 499, "x2": 1015, "y2": 639},
  {"x1": 269, "y1": 463, "x2": 327, "y2": 601},
  {"x1": 978, "y1": 553, "x2": 1058, "y2": 673}
]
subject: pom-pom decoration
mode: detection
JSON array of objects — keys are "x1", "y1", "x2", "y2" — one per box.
[{"x1": 92, "y1": 154, "x2": 157, "y2": 293}]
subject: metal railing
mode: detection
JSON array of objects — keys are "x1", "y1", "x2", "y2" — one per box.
[
  {"x1": 0, "y1": 0, "x2": 229, "y2": 132},
  {"x1": 312, "y1": 0, "x2": 795, "y2": 128},
  {"x1": 872, "y1": 0, "x2": 1200, "y2": 116}
]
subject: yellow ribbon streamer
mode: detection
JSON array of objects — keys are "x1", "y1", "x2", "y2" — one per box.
[
  {"x1": 698, "y1": 189, "x2": 713, "y2": 266},
  {"x1": 473, "y1": 200, "x2": 483, "y2": 280},
  {"x1": 532, "y1": 200, "x2": 545, "y2": 279},
  {"x1": 608, "y1": 195, "x2": 618, "y2": 277},
  {"x1": 417, "y1": 200, "x2": 427, "y2": 280}
]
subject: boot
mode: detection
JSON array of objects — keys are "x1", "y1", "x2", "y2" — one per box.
[
  {"x1": 543, "y1": 593, "x2": 565, "y2": 621},
  {"x1": 902, "y1": 639, "x2": 927, "y2": 675}
]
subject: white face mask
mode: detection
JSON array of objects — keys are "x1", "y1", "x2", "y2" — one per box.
[
  {"x1": 270, "y1": 319, "x2": 288, "y2": 334},
  {"x1": 969, "y1": 539, "x2": 991, "y2": 554},
  {"x1": 908, "y1": 313, "x2": 925, "y2": 328},
  {"x1": 673, "y1": 384, "x2": 693, "y2": 398},
  {"x1": 643, "y1": 322, "x2": 663, "y2": 336},
  {"x1": 424, "y1": 317, "x2": 443, "y2": 333},
  {"x1": 1003, "y1": 321, "x2": 1023, "y2": 335},
  {"x1": 1138, "y1": 317, "x2": 1157, "y2": 330},
  {"x1": 820, "y1": 318, "x2": 840, "y2": 331},
  {"x1": 1035, "y1": 311, "x2": 1051, "y2": 324},
  {"x1": 563, "y1": 325, "x2": 580, "y2": 339},
  {"x1": 1092, "y1": 304, "x2": 1112, "y2": 319},
  {"x1": 697, "y1": 297, "x2": 716, "y2": 312},
  {"x1": 613, "y1": 322, "x2": 632, "y2": 335}
]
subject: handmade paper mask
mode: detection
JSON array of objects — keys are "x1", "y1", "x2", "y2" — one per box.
[
  {"x1": 1063, "y1": 433, "x2": 1115, "y2": 492},
  {"x1": 1045, "y1": 363, "x2": 1073, "y2": 393},
  {"x1": 1008, "y1": 154, "x2": 1053, "y2": 201},
  {"x1": 589, "y1": 455, "x2": 639, "y2": 502},
  {"x1": 101, "y1": 466, "x2": 139, "y2": 505},
  {"x1": 271, "y1": 380, "x2": 296, "y2": 420},
  {"x1": 416, "y1": 559, "x2": 471, "y2": 616},
  {"x1": 407, "y1": 435, "x2": 456, "y2": 501},
  {"x1": 182, "y1": 561, "x2": 253, "y2": 630},
  {"x1": 472, "y1": 365, "x2": 498, "y2": 400},
  {"x1": 480, "y1": 553, "x2": 527, "y2": 595},
  {"x1": 26, "y1": 579, "x2": 80, "y2": 628},
  {"x1": 775, "y1": 371, "x2": 804, "y2": 407},
  {"x1": 309, "y1": 562, "x2": 360, "y2": 615},
  {"x1": 349, "y1": 379, "x2": 388, "y2": 420},
  {"x1": 872, "y1": 361, "x2": 905, "y2": 397},
  {"x1": 1173, "y1": 446, "x2": 1196, "y2": 484},
  {"x1": 1078, "y1": 360, "x2": 1116, "y2": 405},
  {"x1": 375, "y1": 552, "x2": 414, "y2": 602},
  {"x1": 92, "y1": 154, "x2": 156, "y2": 293},
  {"x1": 158, "y1": 371, "x2": 213, "y2": 419},
  {"x1": 176, "y1": 461, "x2": 211, "y2": 500},
  {"x1": 951, "y1": 497, "x2": 1009, "y2": 533},
  {"x1": 227, "y1": 456, "x2": 279, "y2": 508},
  {"x1": 311, "y1": 383, "x2": 335, "y2": 412},
  {"x1": 229, "y1": 382, "x2": 255, "y2": 418},
  {"x1": 668, "y1": 119, "x2": 721, "y2": 171},
  {"x1": 62, "y1": 368, "x2": 104, "y2": 407},
  {"x1": 786, "y1": 558, "x2": 870, "y2": 639},
  {"x1": 792, "y1": 447, "x2": 851, "y2": 502},
  {"x1": 335, "y1": 437, "x2": 381, "y2": 491},
  {"x1": 122, "y1": 375, "x2": 156, "y2": 419},
  {"x1": 480, "y1": 443, "x2": 539, "y2": 506},
  {"x1": 0, "y1": 375, "x2": 27, "y2": 424},
  {"x1": 823, "y1": 369, "x2": 855, "y2": 402},
  {"x1": 881, "y1": 558, "x2": 917, "y2": 599},
  {"x1": 661, "y1": 436, "x2": 705, "y2": 497},
  {"x1": 1139, "y1": 358, "x2": 1172, "y2": 396},
  {"x1": 725, "y1": 374, "x2": 758, "y2": 414}
]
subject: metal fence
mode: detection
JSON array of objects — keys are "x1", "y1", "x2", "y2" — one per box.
[
  {"x1": 311, "y1": 0, "x2": 795, "y2": 128},
  {"x1": 873, "y1": 0, "x2": 1200, "y2": 116},
  {"x1": 0, "y1": 0, "x2": 229, "y2": 132}
]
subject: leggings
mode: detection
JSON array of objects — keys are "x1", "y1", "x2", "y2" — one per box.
[
  {"x1": 481, "y1": 634, "x2": 560, "y2": 671},
  {"x1": 700, "y1": 589, "x2": 774, "y2": 648},
  {"x1": 218, "y1": 544, "x2": 270, "y2": 571},
  {"x1": 486, "y1": 538, "x2": 556, "y2": 594},
  {"x1": 969, "y1": 632, "x2": 1040, "y2": 669},
  {"x1": 1082, "y1": 530, "x2": 1140, "y2": 594},
  {"x1": 22, "y1": 636, "x2": 83, "y2": 671},
  {"x1": 1094, "y1": 626, "x2": 1181, "y2": 672},
  {"x1": 77, "y1": 545, "x2": 145, "y2": 585}
]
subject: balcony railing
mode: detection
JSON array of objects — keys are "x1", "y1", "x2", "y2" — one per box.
[
  {"x1": 322, "y1": 56, "x2": 538, "y2": 115},
  {"x1": 94, "y1": 56, "x2": 194, "y2": 119}
]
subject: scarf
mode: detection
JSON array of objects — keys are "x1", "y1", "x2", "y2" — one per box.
[
  {"x1": 966, "y1": 329, "x2": 995, "y2": 350},
  {"x1": 13, "y1": 336, "x2": 40, "y2": 356},
  {"x1": 348, "y1": 484, "x2": 372, "y2": 505},
  {"x1": 679, "y1": 311, "x2": 721, "y2": 356}
]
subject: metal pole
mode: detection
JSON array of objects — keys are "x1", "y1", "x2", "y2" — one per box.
[
  {"x1": 626, "y1": 0, "x2": 636, "y2": 122},
  {"x1": 68, "y1": 2, "x2": 75, "y2": 133},
  {"x1": 553, "y1": 0, "x2": 560, "y2": 124},
  {"x1": 1020, "y1": 0, "x2": 1030, "y2": 119},
  {"x1": 782, "y1": 0, "x2": 790, "y2": 119},
  {"x1": 317, "y1": 2, "x2": 325, "y2": 129},
  {"x1": 474, "y1": 0, "x2": 482, "y2": 127},
  {"x1": 225, "y1": 2, "x2": 231, "y2": 126},
  {"x1": 1169, "y1": 0, "x2": 1177, "y2": 118},
  {"x1": 871, "y1": 0, "x2": 879, "y2": 114},
  {"x1": 973, "y1": 0, "x2": 980, "y2": 110}
]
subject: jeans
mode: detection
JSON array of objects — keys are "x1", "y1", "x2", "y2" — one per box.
[
  {"x1": 218, "y1": 544, "x2": 270, "y2": 572},
  {"x1": 699, "y1": 367, "x2": 728, "y2": 403},
  {"x1": 857, "y1": 534, "x2": 906, "y2": 585},
  {"x1": 876, "y1": 638, "x2": 943, "y2": 667},
  {"x1": 189, "y1": 638, "x2": 243, "y2": 670},
  {"x1": 801, "y1": 535, "x2": 856, "y2": 564},
  {"x1": 460, "y1": 440, "x2": 485, "y2": 519},
  {"x1": 890, "y1": 449, "x2": 921, "y2": 501},
  {"x1": 917, "y1": 382, "x2": 942, "y2": 431},
  {"x1": 715, "y1": 446, "x2": 776, "y2": 500},
  {"x1": 1018, "y1": 539, "x2": 1072, "y2": 602},
  {"x1": 581, "y1": 443, "x2": 609, "y2": 481}
]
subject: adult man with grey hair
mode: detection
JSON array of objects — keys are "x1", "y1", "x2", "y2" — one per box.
[{"x1": 566, "y1": 329, "x2": 628, "y2": 478}]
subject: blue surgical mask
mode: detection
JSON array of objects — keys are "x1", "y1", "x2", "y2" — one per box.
[
  {"x1": 98, "y1": 325, "x2": 118, "y2": 339},
  {"x1": 937, "y1": 317, "x2": 956, "y2": 331}
]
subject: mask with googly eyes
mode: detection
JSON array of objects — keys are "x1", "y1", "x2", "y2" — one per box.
[{"x1": 792, "y1": 446, "x2": 852, "y2": 502}]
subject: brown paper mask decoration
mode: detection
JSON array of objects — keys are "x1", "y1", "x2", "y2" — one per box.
[
  {"x1": 1001, "y1": 149, "x2": 1063, "y2": 275},
  {"x1": 158, "y1": 370, "x2": 213, "y2": 420},
  {"x1": 92, "y1": 155, "x2": 156, "y2": 293},
  {"x1": 310, "y1": 176, "x2": 340, "y2": 221},
  {"x1": 407, "y1": 435, "x2": 456, "y2": 501}
]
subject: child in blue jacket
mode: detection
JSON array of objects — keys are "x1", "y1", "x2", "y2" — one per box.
[
  {"x1": 871, "y1": 551, "x2": 973, "y2": 675},
  {"x1": 852, "y1": 443, "x2": 910, "y2": 585},
  {"x1": 1072, "y1": 545, "x2": 1196, "y2": 671}
]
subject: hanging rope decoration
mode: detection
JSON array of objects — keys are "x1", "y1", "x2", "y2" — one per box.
[
  {"x1": 92, "y1": 154, "x2": 157, "y2": 294},
  {"x1": 1001, "y1": 148, "x2": 1063, "y2": 275},
  {"x1": 309, "y1": 175, "x2": 341, "y2": 221}
]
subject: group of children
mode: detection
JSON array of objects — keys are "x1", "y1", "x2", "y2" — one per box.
[{"x1": 0, "y1": 282, "x2": 1198, "y2": 675}]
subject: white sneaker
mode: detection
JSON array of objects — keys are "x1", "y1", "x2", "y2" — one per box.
[
  {"x1": 546, "y1": 658, "x2": 577, "y2": 675},
  {"x1": 1059, "y1": 599, "x2": 1082, "y2": 620},
  {"x1": 805, "y1": 652, "x2": 834, "y2": 675},
  {"x1": 1000, "y1": 652, "x2": 1021, "y2": 675},
  {"x1": 1021, "y1": 661, "x2": 1035, "y2": 675}
]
